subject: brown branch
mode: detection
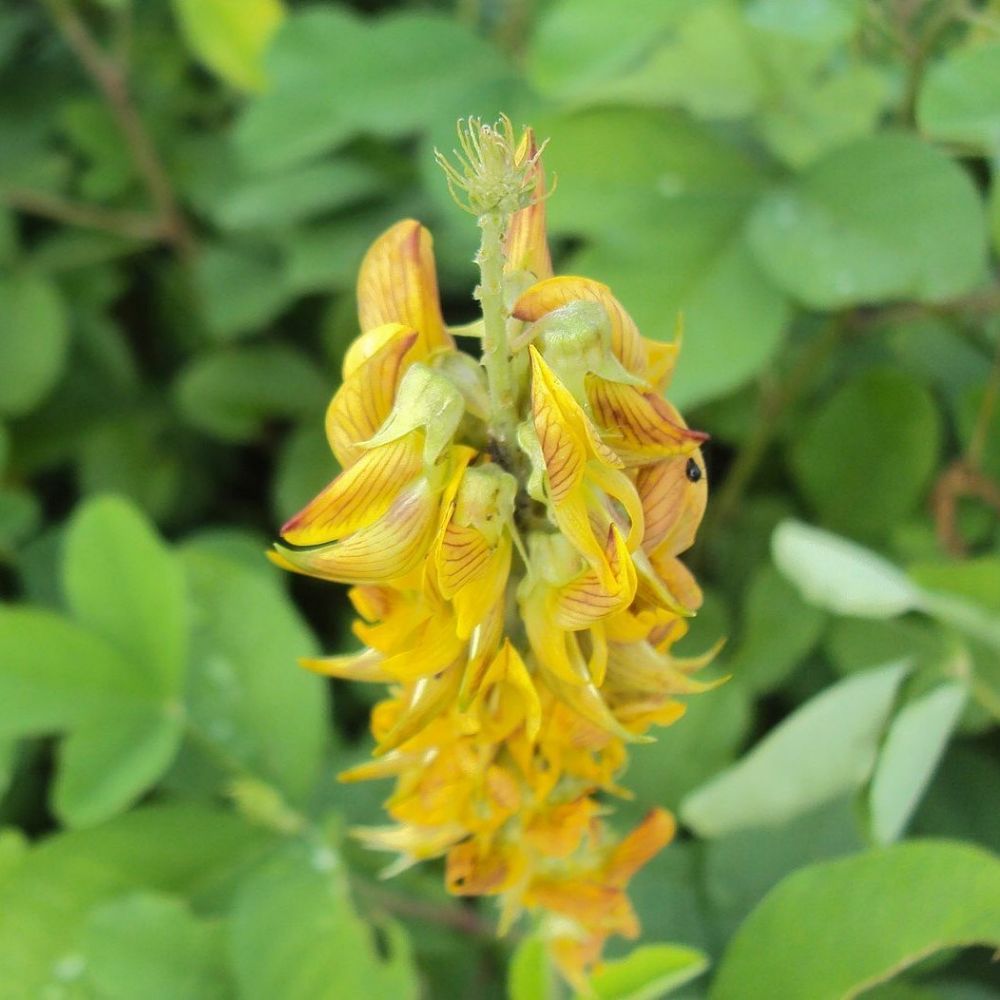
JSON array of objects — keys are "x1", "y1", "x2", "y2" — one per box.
[
  {"x1": 1, "y1": 186, "x2": 164, "y2": 240},
  {"x1": 40, "y1": 0, "x2": 194, "y2": 258}
]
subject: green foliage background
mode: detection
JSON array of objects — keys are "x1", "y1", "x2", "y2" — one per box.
[{"x1": 1, "y1": 0, "x2": 999, "y2": 997}]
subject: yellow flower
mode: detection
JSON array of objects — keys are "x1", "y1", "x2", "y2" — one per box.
[{"x1": 275, "y1": 118, "x2": 719, "y2": 991}]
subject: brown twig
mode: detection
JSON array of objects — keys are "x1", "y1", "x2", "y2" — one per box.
[
  {"x1": 1, "y1": 186, "x2": 164, "y2": 240},
  {"x1": 39, "y1": 0, "x2": 193, "y2": 257}
]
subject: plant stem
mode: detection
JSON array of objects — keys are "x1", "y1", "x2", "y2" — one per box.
[
  {"x1": 476, "y1": 209, "x2": 517, "y2": 456},
  {"x1": 1, "y1": 186, "x2": 163, "y2": 240},
  {"x1": 41, "y1": 0, "x2": 194, "y2": 259}
]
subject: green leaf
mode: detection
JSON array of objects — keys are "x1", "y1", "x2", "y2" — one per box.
[
  {"x1": 680, "y1": 661, "x2": 908, "y2": 837},
  {"x1": 54, "y1": 709, "x2": 184, "y2": 829},
  {"x1": 180, "y1": 547, "x2": 326, "y2": 803},
  {"x1": 726, "y1": 565, "x2": 825, "y2": 693},
  {"x1": 172, "y1": 0, "x2": 284, "y2": 92},
  {"x1": 509, "y1": 935, "x2": 552, "y2": 1000},
  {"x1": 0, "y1": 607, "x2": 183, "y2": 826},
  {"x1": 772, "y1": 521, "x2": 925, "y2": 618},
  {"x1": 790, "y1": 369, "x2": 942, "y2": 538},
  {"x1": 0, "y1": 486, "x2": 41, "y2": 553},
  {"x1": 710, "y1": 841, "x2": 1000, "y2": 1000},
  {"x1": 63, "y1": 495, "x2": 188, "y2": 693},
  {"x1": 236, "y1": 8, "x2": 511, "y2": 172},
  {"x1": 0, "y1": 271, "x2": 70, "y2": 416},
  {"x1": 174, "y1": 344, "x2": 328, "y2": 442},
  {"x1": 918, "y1": 42, "x2": 1000, "y2": 152},
  {"x1": 228, "y1": 843, "x2": 417, "y2": 1000},
  {"x1": 193, "y1": 244, "x2": 291, "y2": 341},
  {"x1": 746, "y1": 135, "x2": 988, "y2": 308},
  {"x1": 214, "y1": 160, "x2": 383, "y2": 232},
  {"x1": 582, "y1": 944, "x2": 708, "y2": 1000},
  {"x1": 868, "y1": 683, "x2": 967, "y2": 845},
  {"x1": 0, "y1": 803, "x2": 273, "y2": 997},
  {"x1": 571, "y1": 200, "x2": 789, "y2": 408},
  {"x1": 83, "y1": 891, "x2": 232, "y2": 1000}
]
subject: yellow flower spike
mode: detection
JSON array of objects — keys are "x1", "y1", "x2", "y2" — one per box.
[
  {"x1": 272, "y1": 118, "x2": 721, "y2": 988},
  {"x1": 357, "y1": 219, "x2": 453, "y2": 356},
  {"x1": 326, "y1": 326, "x2": 418, "y2": 467}
]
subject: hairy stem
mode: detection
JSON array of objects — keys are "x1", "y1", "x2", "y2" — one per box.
[{"x1": 476, "y1": 209, "x2": 517, "y2": 455}]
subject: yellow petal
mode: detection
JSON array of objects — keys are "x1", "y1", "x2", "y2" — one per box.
[
  {"x1": 357, "y1": 219, "x2": 451, "y2": 356},
  {"x1": 342, "y1": 321, "x2": 414, "y2": 380},
  {"x1": 452, "y1": 535, "x2": 512, "y2": 639},
  {"x1": 374, "y1": 662, "x2": 462, "y2": 755},
  {"x1": 471, "y1": 640, "x2": 542, "y2": 742},
  {"x1": 275, "y1": 477, "x2": 438, "y2": 585},
  {"x1": 299, "y1": 647, "x2": 388, "y2": 681},
  {"x1": 550, "y1": 525, "x2": 637, "y2": 630},
  {"x1": 585, "y1": 375, "x2": 707, "y2": 464},
  {"x1": 326, "y1": 327, "x2": 418, "y2": 467},
  {"x1": 514, "y1": 276, "x2": 646, "y2": 376},
  {"x1": 379, "y1": 615, "x2": 465, "y2": 683},
  {"x1": 281, "y1": 432, "x2": 423, "y2": 546}
]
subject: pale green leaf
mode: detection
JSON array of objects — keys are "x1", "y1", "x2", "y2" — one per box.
[
  {"x1": 172, "y1": 0, "x2": 284, "y2": 92},
  {"x1": 710, "y1": 841, "x2": 1000, "y2": 1000},
  {"x1": 582, "y1": 944, "x2": 708, "y2": 1000},
  {"x1": 63, "y1": 495, "x2": 188, "y2": 693},
  {"x1": 228, "y1": 843, "x2": 417, "y2": 1000},
  {"x1": 508, "y1": 935, "x2": 552, "y2": 1000},
  {"x1": 918, "y1": 42, "x2": 1000, "y2": 152},
  {"x1": 772, "y1": 521, "x2": 924, "y2": 618},
  {"x1": 83, "y1": 891, "x2": 232, "y2": 1000},
  {"x1": 680, "y1": 662, "x2": 908, "y2": 837},
  {"x1": 869, "y1": 683, "x2": 967, "y2": 845}
]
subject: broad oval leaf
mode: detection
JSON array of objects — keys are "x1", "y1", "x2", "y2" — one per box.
[
  {"x1": 918, "y1": 42, "x2": 1000, "y2": 151},
  {"x1": 711, "y1": 841, "x2": 1000, "y2": 1000},
  {"x1": 582, "y1": 944, "x2": 709, "y2": 1000}
]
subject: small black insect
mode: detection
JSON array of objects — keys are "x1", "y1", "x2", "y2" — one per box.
[{"x1": 685, "y1": 457, "x2": 702, "y2": 483}]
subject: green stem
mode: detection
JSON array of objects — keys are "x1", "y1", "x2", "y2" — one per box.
[{"x1": 477, "y1": 210, "x2": 517, "y2": 455}]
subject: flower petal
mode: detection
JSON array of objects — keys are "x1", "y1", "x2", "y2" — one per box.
[
  {"x1": 300, "y1": 647, "x2": 388, "y2": 681},
  {"x1": 550, "y1": 526, "x2": 637, "y2": 630},
  {"x1": 514, "y1": 276, "x2": 647, "y2": 376},
  {"x1": 504, "y1": 129, "x2": 553, "y2": 281},
  {"x1": 326, "y1": 327, "x2": 418, "y2": 467},
  {"x1": 636, "y1": 453, "x2": 707, "y2": 555},
  {"x1": 281, "y1": 432, "x2": 424, "y2": 546},
  {"x1": 357, "y1": 219, "x2": 451, "y2": 355}
]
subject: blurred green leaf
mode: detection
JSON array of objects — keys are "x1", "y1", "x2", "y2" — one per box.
[
  {"x1": 790, "y1": 369, "x2": 941, "y2": 537},
  {"x1": 726, "y1": 565, "x2": 825, "y2": 693},
  {"x1": 710, "y1": 841, "x2": 1000, "y2": 1000},
  {"x1": 236, "y1": 8, "x2": 512, "y2": 172},
  {"x1": 175, "y1": 344, "x2": 328, "y2": 442},
  {"x1": 193, "y1": 244, "x2": 290, "y2": 341},
  {"x1": 868, "y1": 682, "x2": 967, "y2": 845},
  {"x1": 0, "y1": 803, "x2": 272, "y2": 997},
  {"x1": 0, "y1": 486, "x2": 41, "y2": 554},
  {"x1": 582, "y1": 944, "x2": 708, "y2": 1000},
  {"x1": 918, "y1": 42, "x2": 1000, "y2": 152},
  {"x1": 0, "y1": 271, "x2": 70, "y2": 416},
  {"x1": 172, "y1": 0, "x2": 284, "y2": 92},
  {"x1": 681, "y1": 661, "x2": 908, "y2": 837},
  {"x1": 703, "y1": 795, "x2": 864, "y2": 942},
  {"x1": 228, "y1": 843, "x2": 417, "y2": 1000},
  {"x1": 60, "y1": 99, "x2": 134, "y2": 201},
  {"x1": 82, "y1": 891, "x2": 232, "y2": 1000},
  {"x1": 214, "y1": 160, "x2": 384, "y2": 232},
  {"x1": 825, "y1": 616, "x2": 949, "y2": 677},
  {"x1": 509, "y1": 935, "x2": 551, "y2": 1000},
  {"x1": 180, "y1": 547, "x2": 326, "y2": 803},
  {"x1": 747, "y1": 135, "x2": 988, "y2": 308},
  {"x1": 772, "y1": 521, "x2": 924, "y2": 618},
  {"x1": 63, "y1": 495, "x2": 188, "y2": 692}
]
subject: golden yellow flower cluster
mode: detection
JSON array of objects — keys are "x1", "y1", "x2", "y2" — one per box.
[{"x1": 273, "y1": 123, "x2": 718, "y2": 988}]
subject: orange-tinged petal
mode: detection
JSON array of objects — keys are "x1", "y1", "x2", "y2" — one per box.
[
  {"x1": 514, "y1": 276, "x2": 646, "y2": 376},
  {"x1": 357, "y1": 219, "x2": 451, "y2": 355},
  {"x1": 326, "y1": 328, "x2": 418, "y2": 467},
  {"x1": 604, "y1": 808, "x2": 675, "y2": 885},
  {"x1": 550, "y1": 526, "x2": 637, "y2": 630},
  {"x1": 281, "y1": 432, "x2": 423, "y2": 546},
  {"x1": 504, "y1": 129, "x2": 552, "y2": 280},
  {"x1": 585, "y1": 375, "x2": 707, "y2": 464},
  {"x1": 446, "y1": 839, "x2": 525, "y2": 896},
  {"x1": 636, "y1": 452, "x2": 707, "y2": 555},
  {"x1": 275, "y1": 477, "x2": 438, "y2": 586},
  {"x1": 523, "y1": 797, "x2": 595, "y2": 858},
  {"x1": 342, "y1": 322, "x2": 413, "y2": 380}
]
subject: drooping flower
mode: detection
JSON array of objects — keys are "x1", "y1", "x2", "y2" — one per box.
[{"x1": 274, "y1": 117, "x2": 719, "y2": 990}]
